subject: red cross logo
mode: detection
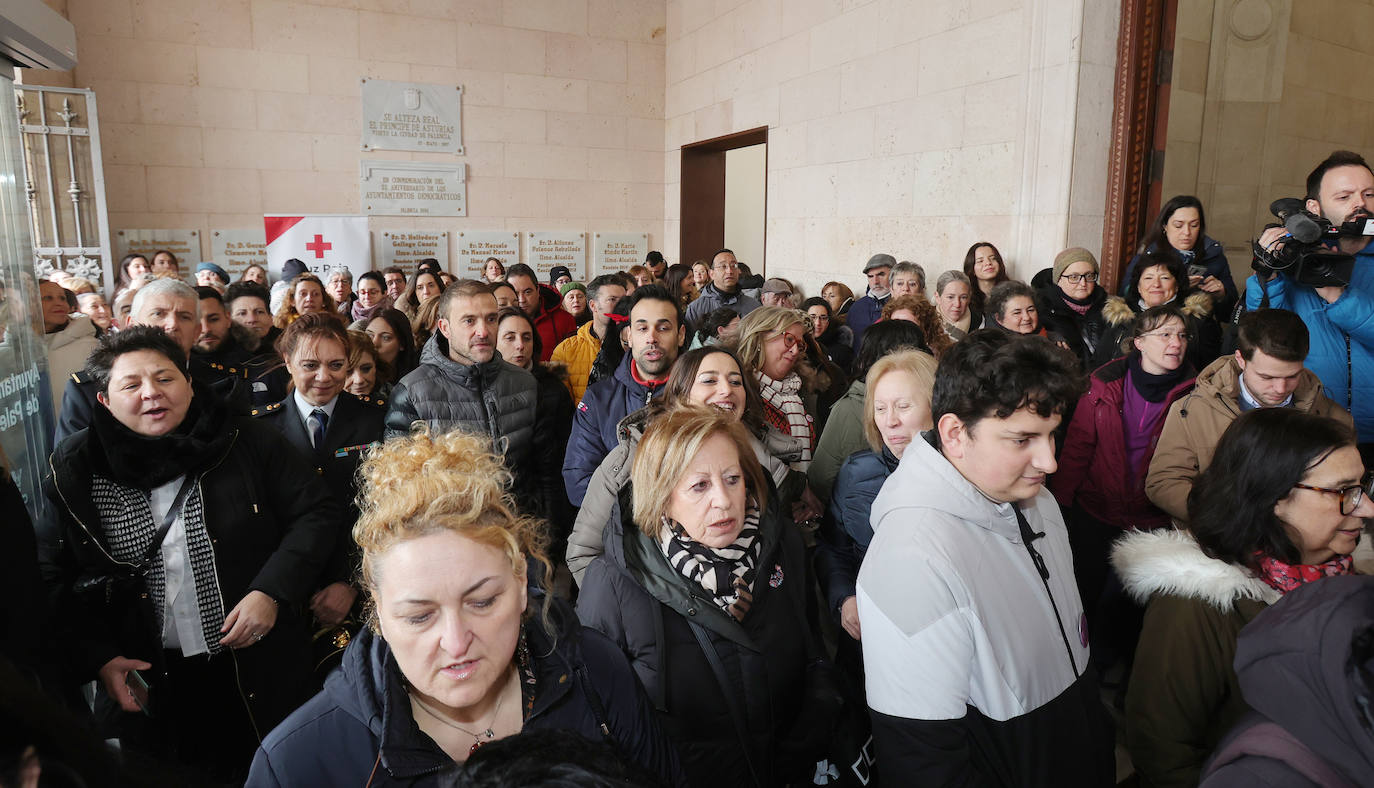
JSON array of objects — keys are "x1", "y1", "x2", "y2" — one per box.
[{"x1": 305, "y1": 234, "x2": 332, "y2": 259}]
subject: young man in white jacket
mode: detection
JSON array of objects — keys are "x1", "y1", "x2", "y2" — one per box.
[{"x1": 858, "y1": 329, "x2": 1115, "y2": 786}]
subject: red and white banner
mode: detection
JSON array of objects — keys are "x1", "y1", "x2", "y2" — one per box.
[{"x1": 263, "y1": 215, "x2": 371, "y2": 283}]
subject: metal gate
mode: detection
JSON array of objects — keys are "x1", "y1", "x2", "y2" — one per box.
[{"x1": 13, "y1": 84, "x2": 112, "y2": 294}]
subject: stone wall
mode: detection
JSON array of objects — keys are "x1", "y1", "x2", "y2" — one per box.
[
  {"x1": 23, "y1": 0, "x2": 666, "y2": 269},
  {"x1": 1162, "y1": 0, "x2": 1374, "y2": 289},
  {"x1": 662, "y1": 0, "x2": 1120, "y2": 295}
]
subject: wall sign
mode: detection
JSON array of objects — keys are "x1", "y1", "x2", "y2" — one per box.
[
  {"x1": 456, "y1": 231, "x2": 520, "y2": 279},
  {"x1": 361, "y1": 160, "x2": 467, "y2": 217},
  {"x1": 376, "y1": 231, "x2": 449, "y2": 272},
  {"x1": 593, "y1": 232, "x2": 648, "y2": 275},
  {"x1": 360, "y1": 78, "x2": 464, "y2": 154},
  {"x1": 210, "y1": 229, "x2": 267, "y2": 280},
  {"x1": 526, "y1": 231, "x2": 586, "y2": 280},
  {"x1": 114, "y1": 229, "x2": 201, "y2": 277}
]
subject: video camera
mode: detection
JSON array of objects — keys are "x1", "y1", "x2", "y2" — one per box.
[{"x1": 1251, "y1": 197, "x2": 1374, "y2": 288}]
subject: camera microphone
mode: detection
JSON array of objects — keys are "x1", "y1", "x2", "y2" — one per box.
[{"x1": 1270, "y1": 198, "x2": 1324, "y2": 243}]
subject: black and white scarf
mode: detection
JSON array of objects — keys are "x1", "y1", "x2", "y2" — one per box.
[
  {"x1": 659, "y1": 505, "x2": 761, "y2": 619},
  {"x1": 91, "y1": 474, "x2": 226, "y2": 655}
]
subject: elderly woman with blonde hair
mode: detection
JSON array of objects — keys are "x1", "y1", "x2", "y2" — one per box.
[
  {"x1": 816, "y1": 350, "x2": 937, "y2": 679},
  {"x1": 249, "y1": 426, "x2": 684, "y2": 786},
  {"x1": 578, "y1": 405, "x2": 831, "y2": 786}
]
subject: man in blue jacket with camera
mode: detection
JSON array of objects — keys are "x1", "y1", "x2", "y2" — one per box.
[{"x1": 1248, "y1": 150, "x2": 1374, "y2": 457}]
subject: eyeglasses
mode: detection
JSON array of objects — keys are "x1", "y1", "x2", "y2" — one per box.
[
  {"x1": 1139, "y1": 329, "x2": 1192, "y2": 342},
  {"x1": 1292, "y1": 473, "x2": 1374, "y2": 515},
  {"x1": 713, "y1": 262, "x2": 739, "y2": 272},
  {"x1": 769, "y1": 331, "x2": 805, "y2": 351},
  {"x1": 1060, "y1": 272, "x2": 1098, "y2": 284}
]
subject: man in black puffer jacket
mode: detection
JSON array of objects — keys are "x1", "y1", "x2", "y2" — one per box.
[{"x1": 384, "y1": 280, "x2": 539, "y2": 505}]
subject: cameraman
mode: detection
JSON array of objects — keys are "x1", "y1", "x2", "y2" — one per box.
[{"x1": 1247, "y1": 150, "x2": 1374, "y2": 455}]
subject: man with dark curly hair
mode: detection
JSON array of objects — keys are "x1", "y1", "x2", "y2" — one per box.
[{"x1": 856, "y1": 329, "x2": 1114, "y2": 786}]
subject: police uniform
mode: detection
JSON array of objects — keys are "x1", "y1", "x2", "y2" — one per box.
[{"x1": 253, "y1": 391, "x2": 386, "y2": 590}]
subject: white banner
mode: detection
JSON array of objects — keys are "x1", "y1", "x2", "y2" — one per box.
[{"x1": 263, "y1": 215, "x2": 371, "y2": 283}]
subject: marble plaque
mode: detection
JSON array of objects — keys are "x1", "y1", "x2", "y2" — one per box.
[
  {"x1": 114, "y1": 229, "x2": 202, "y2": 278},
  {"x1": 360, "y1": 79, "x2": 464, "y2": 154},
  {"x1": 456, "y1": 231, "x2": 521, "y2": 279},
  {"x1": 525, "y1": 231, "x2": 586, "y2": 280},
  {"x1": 210, "y1": 229, "x2": 267, "y2": 280},
  {"x1": 376, "y1": 231, "x2": 450, "y2": 272},
  {"x1": 593, "y1": 232, "x2": 648, "y2": 275},
  {"x1": 361, "y1": 160, "x2": 467, "y2": 217}
]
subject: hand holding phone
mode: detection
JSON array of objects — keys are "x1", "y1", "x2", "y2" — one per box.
[{"x1": 97, "y1": 656, "x2": 152, "y2": 714}]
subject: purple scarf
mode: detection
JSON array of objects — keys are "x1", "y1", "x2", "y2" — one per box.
[{"x1": 351, "y1": 295, "x2": 393, "y2": 325}]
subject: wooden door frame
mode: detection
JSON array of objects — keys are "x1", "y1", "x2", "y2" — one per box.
[
  {"x1": 1101, "y1": 0, "x2": 1177, "y2": 292},
  {"x1": 679, "y1": 126, "x2": 768, "y2": 271}
]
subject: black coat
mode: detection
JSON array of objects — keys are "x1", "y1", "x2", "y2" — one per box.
[
  {"x1": 532, "y1": 362, "x2": 576, "y2": 535},
  {"x1": 189, "y1": 325, "x2": 259, "y2": 387},
  {"x1": 577, "y1": 486, "x2": 819, "y2": 787},
  {"x1": 252, "y1": 392, "x2": 386, "y2": 586},
  {"x1": 247, "y1": 598, "x2": 686, "y2": 787},
  {"x1": 1092, "y1": 291, "x2": 1223, "y2": 372},
  {"x1": 42, "y1": 413, "x2": 338, "y2": 735},
  {"x1": 56, "y1": 371, "x2": 250, "y2": 444},
  {"x1": 1034, "y1": 285, "x2": 1109, "y2": 371}
]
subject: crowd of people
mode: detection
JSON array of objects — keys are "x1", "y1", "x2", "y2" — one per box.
[{"x1": 5, "y1": 150, "x2": 1374, "y2": 787}]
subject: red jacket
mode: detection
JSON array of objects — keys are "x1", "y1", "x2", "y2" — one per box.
[
  {"x1": 532, "y1": 284, "x2": 577, "y2": 362},
  {"x1": 1051, "y1": 356, "x2": 1195, "y2": 530}
]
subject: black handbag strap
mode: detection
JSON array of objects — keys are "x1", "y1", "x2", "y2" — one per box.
[
  {"x1": 137, "y1": 475, "x2": 197, "y2": 571},
  {"x1": 688, "y1": 620, "x2": 761, "y2": 787}
]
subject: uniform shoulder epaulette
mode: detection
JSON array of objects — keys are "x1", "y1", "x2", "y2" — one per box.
[{"x1": 250, "y1": 402, "x2": 284, "y2": 417}]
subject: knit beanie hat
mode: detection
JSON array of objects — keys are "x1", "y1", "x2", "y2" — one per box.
[
  {"x1": 559, "y1": 281, "x2": 586, "y2": 296},
  {"x1": 1053, "y1": 247, "x2": 1098, "y2": 281}
]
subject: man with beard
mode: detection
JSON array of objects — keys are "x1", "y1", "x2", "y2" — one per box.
[
  {"x1": 563, "y1": 285, "x2": 684, "y2": 506},
  {"x1": 383, "y1": 280, "x2": 542, "y2": 508},
  {"x1": 1249, "y1": 150, "x2": 1374, "y2": 456},
  {"x1": 190, "y1": 287, "x2": 258, "y2": 386}
]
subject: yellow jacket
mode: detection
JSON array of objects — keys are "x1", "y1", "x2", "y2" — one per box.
[{"x1": 551, "y1": 321, "x2": 602, "y2": 402}]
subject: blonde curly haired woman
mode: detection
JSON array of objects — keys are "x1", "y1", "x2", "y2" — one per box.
[{"x1": 249, "y1": 427, "x2": 684, "y2": 786}]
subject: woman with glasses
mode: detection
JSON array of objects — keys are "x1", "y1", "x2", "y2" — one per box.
[
  {"x1": 1051, "y1": 306, "x2": 1196, "y2": 672},
  {"x1": 1113, "y1": 407, "x2": 1371, "y2": 788},
  {"x1": 1036, "y1": 247, "x2": 1109, "y2": 370}
]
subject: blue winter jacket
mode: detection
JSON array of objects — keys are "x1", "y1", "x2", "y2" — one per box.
[
  {"x1": 1245, "y1": 239, "x2": 1374, "y2": 440},
  {"x1": 815, "y1": 446, "x2": 898, "y2": 614},
  {"x1": 846, "y1": 292, "x2": 890, "y2": 357},
  {"x1": 246, "y1": 597, "x2": 685, "y2": 787},
  {"x1": 563, "y1": 354, "x2": 664, "y2": 506}
]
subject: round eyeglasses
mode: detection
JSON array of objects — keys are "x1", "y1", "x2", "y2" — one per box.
[{"x1": 1292, "y1": 473, "x2": 1374, "y2": 516}]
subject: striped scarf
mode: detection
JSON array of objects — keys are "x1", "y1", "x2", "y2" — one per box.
[
  {"x1": 757, "y1": 371, "x2": 813, "y2": 471},
  {"x1": 659, "y1": 505, "x2": 761, "y2": 621},
  {"x1": 91, "y1": 474, "x2": 226, "y2": 656}
]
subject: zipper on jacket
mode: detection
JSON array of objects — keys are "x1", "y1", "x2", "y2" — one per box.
[
  {"x1": 1346, "y1": 333, "x2": 1353, "y2": 409},
  {"x1": 49, "y1": 455, "x2": 137, "y2": 572},
  {"x1": 1013, "y1": 505, "x2": 1079, "y2": 675}
]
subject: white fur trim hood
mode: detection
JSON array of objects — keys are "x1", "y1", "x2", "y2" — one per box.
[{"x1": 1111, "y1": 528, "x2": 1281, "y2": 610}]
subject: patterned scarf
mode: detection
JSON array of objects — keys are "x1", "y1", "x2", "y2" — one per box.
[
  {"x1": 91, "y1": 474, "x2": 226, "y2": 655},
  {"x1": 1255, "y1": 551, "x2": 1354, "y2": 594},
  {"x1": 757, "y1": 371, "x2": 813, "y2": 471},
  {"x1": 659, "y1": 505, "x2": 762, "y2": 621}
]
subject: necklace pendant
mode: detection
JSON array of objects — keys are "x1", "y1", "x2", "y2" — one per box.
[{"x1": 481, "y1": 728, "x2": 494, "y2": 739}]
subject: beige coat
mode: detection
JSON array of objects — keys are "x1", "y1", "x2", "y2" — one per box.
[{"x1": 1145, "y1": 354, "x2": 1353, "y2": 522}]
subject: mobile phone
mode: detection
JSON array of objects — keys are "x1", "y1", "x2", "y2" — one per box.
[
  {"x1": 1187, "y1": 264, "x2": 1208, "y2": 279},
  {"x1": 128, "y1": 669, "x2": 151, "y2": 716}
]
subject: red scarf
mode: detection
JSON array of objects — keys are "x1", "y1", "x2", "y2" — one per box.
[{"x1": 1255, "y1": 552, "x2": 1354, "y2": 594}]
